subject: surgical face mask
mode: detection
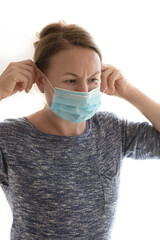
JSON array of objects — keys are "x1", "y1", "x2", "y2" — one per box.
[{"x1": 44, "y1": 75, "x2": 101, "y2": 123}]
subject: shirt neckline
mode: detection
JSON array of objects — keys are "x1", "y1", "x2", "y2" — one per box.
[{"x1": 23, "y1": 117, "x2": 91, "y2": 139}]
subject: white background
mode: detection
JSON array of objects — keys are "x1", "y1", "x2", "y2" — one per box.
[{"x1": 0, "y1": 0, "x2": 160, "y2": 239}]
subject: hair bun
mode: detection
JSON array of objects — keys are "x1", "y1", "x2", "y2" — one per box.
[
  {"x1": 33, "y1": 32, "x2": 40, "y2": 49},
  {"x1": 36, "y1": 32, "x2": 40, "y2": 39},
  {"x1": 39, "y1": 20, "x2": 67, "y2": 39}
]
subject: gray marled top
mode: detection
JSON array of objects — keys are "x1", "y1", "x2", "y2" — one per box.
[{"x1": 0, "y1": 111, "x2": 160, "y2": 240}]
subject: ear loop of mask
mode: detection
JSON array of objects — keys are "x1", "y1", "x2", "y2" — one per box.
[
  {"x1": 43, "y1": 74, "x2": 55, "y2": 92},
  {"x1": 29, "y1": 88, "x2": 46, "y2": 106},
  {"x1": 28, "y1": 71, "x2": 49, "y2": 107},
  {"x1": 27, "y1": 70, "x2": 54, "y2": 106}
]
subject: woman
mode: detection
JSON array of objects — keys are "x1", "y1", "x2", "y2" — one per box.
[{"x1": 0, "y1": 21, "x2": 160, "y2": 240}]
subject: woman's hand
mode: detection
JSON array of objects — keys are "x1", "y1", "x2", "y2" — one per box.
[
  {"x1": 100, "y1": 64, "x2": 160, "y2": 132},
  {"x1": 0, "y1": 60, "x2": 37, "y2": 100},
  {"x1": 100, "y1": 64, "x2": 132, "y2": 99}
]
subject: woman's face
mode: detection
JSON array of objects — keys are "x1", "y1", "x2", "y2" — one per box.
[{"x1": 42, "y1": 46, "x2": 101, "y2": 106}]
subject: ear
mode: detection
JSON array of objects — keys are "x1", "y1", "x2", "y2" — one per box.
[{"x1": 35, "y1": 68, "x2": 45, "y2": 93}]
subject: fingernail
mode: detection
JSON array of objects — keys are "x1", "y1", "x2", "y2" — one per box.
[
  {"x1": 25, "y1": 89, "x2": 30, "y2": 93},
  {"x1": 103, "y1": 87, "x2": 107, "y2": 93},
  {"x1": 111, "y1": 89, "x2": 115, "y2": 93}
]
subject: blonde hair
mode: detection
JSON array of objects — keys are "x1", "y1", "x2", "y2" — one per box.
[{"x1": 33, "y1": 21, "x2": 102, "y2": 73}]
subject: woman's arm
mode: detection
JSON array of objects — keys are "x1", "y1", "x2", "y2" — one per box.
[
  {"x1": 124, "y1": 86, "x2": 160, "y2": 132},
  {"x1": 101, "y1": 64, "x2": 160, "y2": 132}
]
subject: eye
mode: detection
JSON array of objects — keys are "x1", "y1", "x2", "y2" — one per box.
[
  {"x1": 89, "y1": 78, "x2": 99, "y2": 83},
  {"x1": 65, "y1": 80, "x2": 76, "y2": 84}
]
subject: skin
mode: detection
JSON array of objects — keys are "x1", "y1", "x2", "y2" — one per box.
[
  {"x1": 30, "y1": 47, "x2": 102, "y2": 136},
  {"x1": 0, "y1": 46, "x2": 160, "y2": 136}
]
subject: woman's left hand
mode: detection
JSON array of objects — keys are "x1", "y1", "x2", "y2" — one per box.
[{"x1": 100, "y1": 64, "x2": 131, "y2": 99}]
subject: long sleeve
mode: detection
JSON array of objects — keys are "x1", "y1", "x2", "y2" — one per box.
[
  {"x1": 122, "y1": 119, "x2": 160, "y2": 160},
  {"x1": 0, "y1": 148, "x2": 9, "y2": 187}
]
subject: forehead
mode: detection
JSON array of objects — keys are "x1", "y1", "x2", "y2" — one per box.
[{"x1": 48, "y1": 47, "x2": 101, "y2": 75}]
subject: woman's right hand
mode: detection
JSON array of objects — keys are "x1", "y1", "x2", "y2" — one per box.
[{"x1": 0, "y1": 60, "x2": 37, "y2": 100}]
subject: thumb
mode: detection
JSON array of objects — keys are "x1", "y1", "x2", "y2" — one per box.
[{"x1": 101, "y1": 63, "x2": 108, "y2": 72}]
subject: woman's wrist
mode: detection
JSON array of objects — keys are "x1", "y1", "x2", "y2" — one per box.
[{"x1": 122, "y1": 84, "x2": 139, "y2": 103}]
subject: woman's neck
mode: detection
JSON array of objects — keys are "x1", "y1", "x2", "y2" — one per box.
[{"x1": 27, "y1": 107, "x2": 87, "y2": 136}]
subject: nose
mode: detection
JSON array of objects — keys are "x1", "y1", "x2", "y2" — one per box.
[{"x1": 76, "y1": 81, "x2": 89, "y2": 92}]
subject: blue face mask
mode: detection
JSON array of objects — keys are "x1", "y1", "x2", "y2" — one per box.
[{"x1": 44, "y1": 76, "x2": 101, "y2": 123}]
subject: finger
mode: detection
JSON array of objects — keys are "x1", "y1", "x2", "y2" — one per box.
[
  {"x1": 100, "y1": 68, "x2": 114, "y2": 93},
  {"x1": 8, "y1": 60, "x2": 37, "y2": 74},
  {"x1": 1, "y1": 71, "x2": 29, "y2": 97},
  {"x1": 14, "y1": 73, "x2": 29, "y2": 91},
  {"x1": 101, "y1": 64, "x2": 114, "y2": 72},
  {"x1": 19, "y1": 66, "x2": 35, "y2": 92},
  {"x1": 0, "y1": 60, "x2": 37, "y2": 99},
  {"x1": 10, "y1": 63, "x2": 36, "y2": 92},
  {"x1": 19, "y1": 59, "x2": 37, "y2": 68},
  {"x1": 107, "y1": 72, "x2": 116, "y2": 93},
  {"x1": 100, "y1": 74, "x2": 108, "y2": 93},
  {"x1": 16, "y1": 62, "x2": 36, "y2": 81},
  {"x1": 107, "y1": 70, "x2": 123, "y2": 93},
  {"x1": 101, "y1": 64, "x2": 108, "y2": 72}
]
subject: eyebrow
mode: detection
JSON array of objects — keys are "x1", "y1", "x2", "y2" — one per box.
[{"x1": 63, "y1": 71, "x2": 100, "y2": 78}]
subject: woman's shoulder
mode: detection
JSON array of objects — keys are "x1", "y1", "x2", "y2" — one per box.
[
  {"x1": 92, "y1": 111, "x2": 122, "y2": 124},
  {"x1": 0, "y1": 117, "x2": 30, "y2": 136},
  {"x1": 0, "y1": 117, "x2": 27, "y2": 126}
]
